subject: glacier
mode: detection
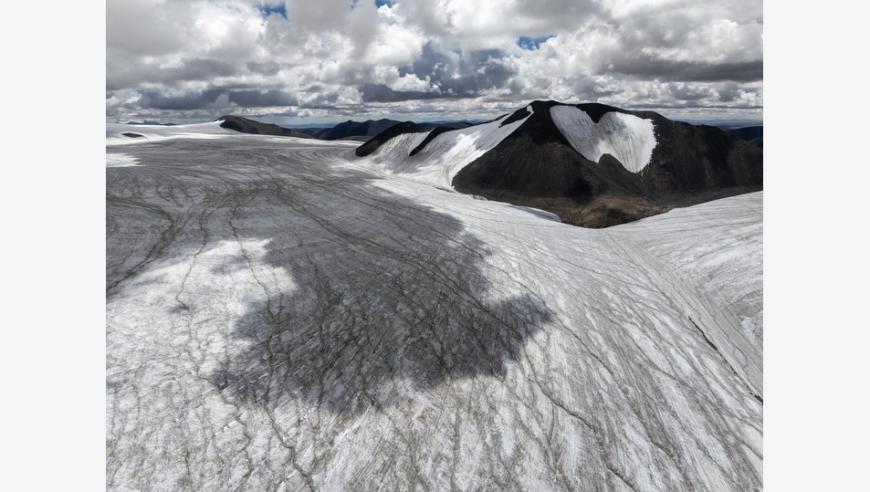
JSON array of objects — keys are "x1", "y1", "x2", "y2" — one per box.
[{"x1": 107, "y1": 128, "x2": 762, "y2": 491}]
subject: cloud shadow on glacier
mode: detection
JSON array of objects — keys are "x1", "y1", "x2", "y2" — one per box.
[{"x1": 107, "y1": 138, "x2": 552, "y2": 417}]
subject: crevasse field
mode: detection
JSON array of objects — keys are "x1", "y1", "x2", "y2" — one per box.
[{"x1": 106, "y1": 124, "x2": 762, "y2": 491}]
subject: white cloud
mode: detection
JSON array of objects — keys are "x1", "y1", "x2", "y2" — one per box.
[
  {"x1": 106, "y1": 0, "x2": 763, "y2": 122},
  {"x1": 364, "y1": 6, "x2": 426, "y2": 65}
]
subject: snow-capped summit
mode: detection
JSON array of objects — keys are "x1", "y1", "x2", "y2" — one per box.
[{"x1": 354, "y1": 100, "x2": 763, "y2": 227}]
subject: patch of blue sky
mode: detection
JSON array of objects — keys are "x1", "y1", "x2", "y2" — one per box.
[
  {"x1": 517, "y1": 35, "x2": 555, "y2": 50},
  {"x1": 259, "y1": 3, "x2": 287, "y2": 19}
]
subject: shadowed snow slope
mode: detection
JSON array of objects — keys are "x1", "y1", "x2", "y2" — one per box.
[
  {"x1": 550, "y1": 105, "x2": 657, "y2": 173},
  {"x1": 354, "y1": 108, "x2": 533, "y2": 189},
  {"x1": 107, "y1": 130, "x2": 762, "y2": 491}
]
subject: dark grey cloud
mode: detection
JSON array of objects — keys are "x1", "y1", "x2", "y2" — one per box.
[
  {"x1": 135, "y1": 87, "x2": 301, "y2": 110},
  {"x1": 626, "y1": 102, "x2": 762, "y2": 110},
  {"x1": 402, "y1": 45, "x2": 515, "y2": 97},
  {"x1": 245, "y1": 61, "x2": 283, "y2": 76},
  {"x1": 360, "y1": 84, "x2": 447, "y2": 103},
  {"x1": 168, "y1": 58, "x2": 239, "y2": 81},
  {"x1": 227, "y1": 90, "x2": 298, "y2": 107},
  {"x1": 107, "y1": 56, "x2": 240, "y2": 91},
  {"x1": 137, "y1": 89, "x2": 224, "y2": 110},
  {"x1": 610, "y1": 58, "x2": 763, "y2": 82}
]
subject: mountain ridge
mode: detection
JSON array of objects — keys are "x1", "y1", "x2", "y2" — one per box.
[
  {"x1": 355, "y1": 100, "x2": 763, "y2": 227},
  {"x1": 217, "y1": 115, "x2": 315, "y2": 139},
  {"x1": 216, "y1": 115, "x2": 476, "y2": 140}
]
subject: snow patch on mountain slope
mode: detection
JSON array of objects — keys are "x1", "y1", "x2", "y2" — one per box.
[
  {"x1": 355, "y1": 107, "x2": 533, "y2": 189},
  {"x1": 550, "y1": 105, "x2": 657, "y2": 173}
]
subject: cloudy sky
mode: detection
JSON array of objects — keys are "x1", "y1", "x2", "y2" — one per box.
[{"x1": 107, "y1": 0, "x2": 762, "y2": 125}]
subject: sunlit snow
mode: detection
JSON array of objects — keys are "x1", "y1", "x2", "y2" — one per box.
[
  {"x1": 550, "y1": 105, "x2": 657, "y2": 173},
  {"x1": 105, "y1": 121, "x2": 236, "y2": 145}
]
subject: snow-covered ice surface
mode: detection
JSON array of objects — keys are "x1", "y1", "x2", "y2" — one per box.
[
  {"x1": 550, "y1": 105, "x2": 657, "y2": 173},
  {"x1": 610, "y1": 194, "x2": 764, "y2": 370},
  {"x1": 107, "y1": 132, "x2": 762, "y2": 491},
  {"x1": 106, "y1": 121, "x2": 237, "y2": 145},
  {"x1": 105, "y1": 152, "x2": 140, "y2": 168},
  {"x1": 355, "y1": 108, "x2": 533, "y2": 189},
  {"x1": 106, "y1": 121, "x2": 356, "y2": 148}
]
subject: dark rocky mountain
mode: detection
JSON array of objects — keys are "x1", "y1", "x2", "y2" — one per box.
[
  {"x1": 357, "y1": 100, "x2": 763, "y2": 228},
  {"x1": 217, "y1": 115, "x2": 316, "y2": 138},
  {"x1": 355, "y1": 122, "x2": 424, "y2": 156},
  {"x1": 125, "y1": 120, "x2": 176, "y2": 126},
  {"x1": 216, "y1": 115, "x2": 474, "y2": 141},
  {"x1": 728, "y1": 126, "x2": 763, "y2": 148},
  {"x1": 310, "y1": 119, "x2": 405, "y2": 140},
  {"x1": 301, "y1": 119, "x2": 474, "y2": 140}
]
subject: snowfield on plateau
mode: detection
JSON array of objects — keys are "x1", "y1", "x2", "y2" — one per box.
[
  {"x1": 106, "y1": 121, "x2": 236, "y2": 145},
  {"x1": 107, "y1": 125, "x2": 762, "y2": 491}
]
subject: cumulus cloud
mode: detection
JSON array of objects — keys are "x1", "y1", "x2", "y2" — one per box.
[{"x1": 106, "y1": 0, "x2": 762, "y2": 122}]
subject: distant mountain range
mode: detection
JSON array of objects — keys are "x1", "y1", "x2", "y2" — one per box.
[
  {"x1": 727, "y1": 126, "x2": 763, "y2": 148},
  {"x1": 217, "y1": 115, "x2": 315, "y2": 139},
  {"x1": 217, "y1": 115, "x2": 476, "y2": 141},
  {"x1": 139, "y1": 115, "x2": 760, "y2": 148},
  {"x1": 300, "y1": 119, "x2": 475, "y2": 140},
  {"x1": 124, "y1": 120, "x2": 176, "y2": 126}
]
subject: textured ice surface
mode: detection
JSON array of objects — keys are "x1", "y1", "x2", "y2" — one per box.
[
  {"x1": 107, "y1": 131, "x2": 762, "y2": 491},
  {"x1": 550, "y1": 105, "x2": 657, "y2": 173},
  {"x1": 105, "y1": 121, "x2": 236, "y2": 145},
  {"x1": 356, "y1": 107, "x2": 533, "y2": 189},
  {"x1": 105, "y1": 152, "x2": 139, "y2": 168},
  {"x1": 610, "y1": 194, "x2": 764, "y2": 354}
]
